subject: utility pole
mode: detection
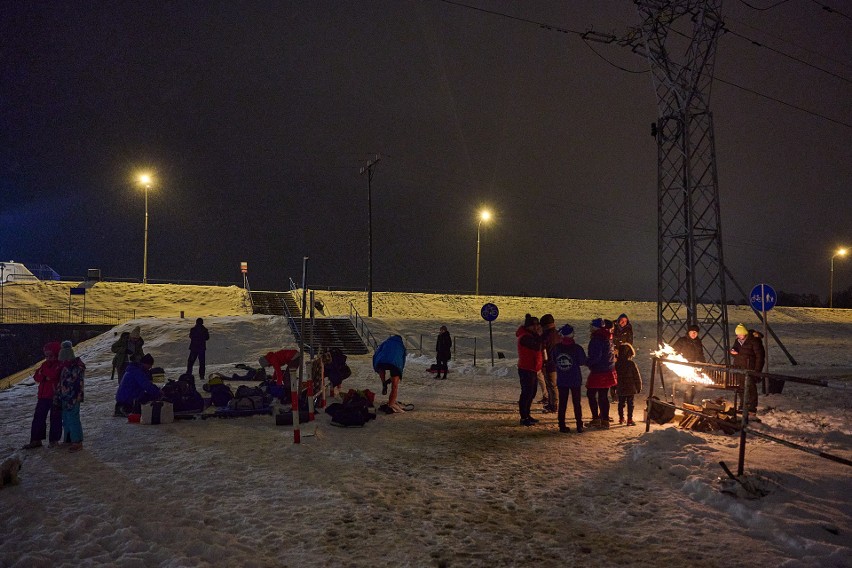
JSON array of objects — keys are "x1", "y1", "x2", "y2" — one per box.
[{"x1": 360, "y1": 154, "x2": 381, "y2": 317}]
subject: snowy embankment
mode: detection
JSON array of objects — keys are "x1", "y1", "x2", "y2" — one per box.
[{"x1": 0, "y1": 282, "x2": 850, "y2": 567}]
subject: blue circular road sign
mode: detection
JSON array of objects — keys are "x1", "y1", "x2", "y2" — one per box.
[
  {"x1": 481, "y1": 303, "x2": 499, "y2": 322},
  {"x1": 750, "y1": 283, "x2": 777, "y2": 312}
]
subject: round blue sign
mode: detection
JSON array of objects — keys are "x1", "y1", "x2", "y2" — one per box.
[
  {"x1": 749, "y1": 284, "x2": 777, "y2": 312},
  {"x1": 481, "y1": 303, "x2": 499, "y2": 322}
]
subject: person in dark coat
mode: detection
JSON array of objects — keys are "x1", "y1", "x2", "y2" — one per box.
[
  {"x1": 22, "y1": 341, "x2": 63, "y2": 449},
  {"x1": 435, "y1": 326, "x2": 452, "y2": 379},
  {"x1": 110, "y1": 331, "x2": 131, "y2": 380},
  {"x1": 612, "y1": 314, "x2": 634, "y2": 347},
  {"x1": 614, "y1": 343, "x2": 643, "y2": 426},
  {"x1": 551, "y1": 324, "x2": 587, "y2": 433},
  {"x1": 539, "y1": 314, "x2": 560, "y2": 413},
  {"x1": 187, "y1": 318, "x2": 210, "y2": 382},
  {"x1": 516, "y1": 314, "x2": 544, "y2": 427},
  {"x1": 673, "y1": 325, "x2": 706, "y2": 363},
  {"x1": 730, "y1": 323, "x2": 765, "y2": 414},
  {"x1": 115, "y1": 354, "x2": 162, "y2": 416},
  {"x1": 586, "y1": 318, "x2": 617, "y2": 428}
]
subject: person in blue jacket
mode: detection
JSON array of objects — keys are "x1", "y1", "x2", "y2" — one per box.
[
  {"x1": 115, "y1": 353, "x2": 162, "y2": 416},
  {"x1": 373, "y1": 335, "x2": 407, "y2": 413},
  {"x1": 551, "y1": 324, "x2": 588, "y2": 433}
]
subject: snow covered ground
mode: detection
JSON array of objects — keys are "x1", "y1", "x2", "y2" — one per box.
[{"x1": 1, "y1": 282, "x2": 850, "y2": 567}]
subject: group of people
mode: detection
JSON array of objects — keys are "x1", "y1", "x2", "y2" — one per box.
[
  {"x1": 517, "y1": 313, "x2": 643, "y2": 432},
  {"x1": 22, "y1": 340, "x2": 86, "y2": 452}
]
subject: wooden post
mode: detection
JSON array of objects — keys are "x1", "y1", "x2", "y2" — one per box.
[{"x1": 737, "y1": 373, "x2": 752, "y2": 476}]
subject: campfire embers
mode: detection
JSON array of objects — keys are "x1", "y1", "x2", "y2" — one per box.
[
  {"x1": 652, "y1": 344, "x2": 714, "y2": 385},
  {"x1": 679, "y1": 399, "x2": 740, "y2": 434}
]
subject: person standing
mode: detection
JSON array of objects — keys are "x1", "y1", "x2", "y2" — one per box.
[
  {"x1": 551, "y1": 324, "x2": 587, "y2": 433},
  {"x1": 187, "y1": 318, "x2": 210, "y2": 383},
  {"x1": 614, "y1": 343, "x2": 642, "y2": 426},
  {"x1": 586, "y1": 318, "x2": 617, "y2": 429},
  {"x1": 373, "y1": 335, "x2": 407, "y2": 413},
  {"x1": 516, "y1": 314, "x2": 544, "y2": 426},
  {"x1": 57, "y1": 340, "x2": 86, "y2": 452},
  {"x1": 730, "y1": 323, "x2": 765, "y2": 414},
  {"x1": 127, "y1": 326, "x2": 145, "y2": 365},
  {"x1": 22, "y1": 341, "x2": 63, "y2": 449},
  {"x1": 673, "y1": 324, "x2": 706, "y2": 363},
  {"x1": 539, "y1": 314, "x2": 560, "y2": 413},
  {"x1": 110, "y1": 331, "x2": 131, "y2": 380},
  {"x1": 435, "y1": 325, "x2": 452, "y2": 380}
]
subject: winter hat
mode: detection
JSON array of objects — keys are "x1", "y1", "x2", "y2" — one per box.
[
  {"x1": 524, "y1": 313, "x2": 539, "y2": 327},
  {"x1": 540, "y1": 313, "x2": 555, "y2": 326},
  {"x1": 558, "y1": 323, "x2": 574, "y2": 337},
  {"x1": 603, "y1": 319, "x2": 614, "y2": 330},
  {"x1": 130, "y1": 326, "x2": 141, "y2": 339},
  {"x1": 617, "y1": 343, "x2": 635, "y2": 360},
  {"x1": 735, "y1": 324, "x2": 748, "y2": 336},
  {"x1": 688, "y1": 324, "x2": 700, "y2": 333},
  {"x1": 58, "y1": 340, "x2": 75, "y2": 362},
  {"x1": 141, "y1": 353, "x2": 154, "y2": 366},
  {"x1": 43, "y1": 341, "x2": 61, "y2": 357},
  {"x1": 617, "y1": 313, "x2": 629, "y2": 323},
  {"x1": 258, "y1": 355, "x2": 270, "y2": 368},
  {"x1": 196, "y1": 318, "x2": 204, "y2": 325},
  {"x1": 590, "y1": 318, "x2": 605, "y2": 329}
]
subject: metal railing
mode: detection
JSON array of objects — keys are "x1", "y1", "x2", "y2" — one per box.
[
  {"x1": 348, "y1": 302, "x2": 377, "y2": 351},
  {"x1": 0, "y1": 307, "x2": 136, "y2": 325}
]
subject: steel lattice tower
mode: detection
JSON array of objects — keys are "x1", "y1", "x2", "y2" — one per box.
[{"x1": 636, "y1": 0, "x2": 730, "y2": 362}]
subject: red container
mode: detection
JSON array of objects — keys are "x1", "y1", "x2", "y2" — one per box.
[{"x1": 127, "y1": 413, "x2": 141, "y2": 423}]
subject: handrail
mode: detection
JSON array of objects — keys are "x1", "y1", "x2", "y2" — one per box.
[{"x1": 348, "y1": 302, "x2": 378, "y2": 351}]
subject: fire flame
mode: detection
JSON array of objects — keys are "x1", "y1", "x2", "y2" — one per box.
[{"x1": 652, "y1": 344, "x2": 714, "y2": 385}]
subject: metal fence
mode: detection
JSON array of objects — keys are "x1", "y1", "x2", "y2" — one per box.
[{"x1": 0, "y1": 307, "x2": 136, "y2": 325}]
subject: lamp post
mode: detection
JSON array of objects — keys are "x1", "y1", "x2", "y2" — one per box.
[
  {"x1": 829, "y1": 247, "x2": 848, "y2": 308},
  {"x1": 360, "y1": 155, "x2": 380, "y2": 317},
  {"x1": 139, "y1": 174, "x2": 153, "y2": 284},
  {"x1": 0, "y1": 262, "x2": 5, "y2": 322},
  {"x1": 475, "y1": 209, "x2": 491, "y2": 296}
]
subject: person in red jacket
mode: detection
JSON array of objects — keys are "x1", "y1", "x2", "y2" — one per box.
[
  {"x1": 22, "y1": 341, "x2": 63, "y2": 449},
  {"x1": 586, "y1": 318, "x2": 617, "y2": 429},
  {"x1": 259, "y1": 349, "x2": 301, "y2": 386},
  {"x1": 516, "y1": 314, "x2": 544, "y2": 426}
]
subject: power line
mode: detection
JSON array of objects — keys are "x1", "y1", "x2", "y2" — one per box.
[
  {"x1": 810, "y1": 0, "x2": 852, "y2": 21},
  {"x1": 737, "y1": 0, "x2": 793, "y2": 11},
  {"x1": 581, "y1": 39, "x2": 648, "y2": 74}
]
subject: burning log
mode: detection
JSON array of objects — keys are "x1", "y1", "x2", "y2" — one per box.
[{"x1": 678, "y1": 399, "x2": 740, "y2": 434}]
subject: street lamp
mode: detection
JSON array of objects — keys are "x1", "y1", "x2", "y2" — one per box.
[
  {"x1": 829, "y1": 247, "x2": 848, "y2": 308},
  {"x1": 475, "y1": 209, "x2": 491, "y2": 296},
  {"x1": 139, "y1": 173, "x2": 153, "y2": 284}
]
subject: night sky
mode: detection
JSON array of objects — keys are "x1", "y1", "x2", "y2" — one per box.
[{"x1": 1, "y1": 1, "x2": 849, "y2": 301}]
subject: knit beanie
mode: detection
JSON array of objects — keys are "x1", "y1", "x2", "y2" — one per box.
[
  {"x1": 558, "y1": 323, "x2": 574, "y2": 337},
  {"x1": 58, "y1": 340, "x2": 75, "y2": 361},
  {"x1": 590, "y1": 318, "x2": 604, "y2": 329},
  {"x1": 524, "y1": 313, "x2": 539, "y2": 327},
  {"x1": 735, "y1": 324, "x2": 748, "y2": 336},
  {"x1": 540, "y1": 313, "x2": 555, "y2": 326},
  {"x1": 141, "y1": 353, "x2": 154, "y2": 365}
]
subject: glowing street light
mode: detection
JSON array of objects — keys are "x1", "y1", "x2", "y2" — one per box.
[
  {"x1": 475, "y1": 209, "x2": 492, "y2": 296},
  {"x1": 829, "y1": 247, "x2": 848, "y2": 308},
  {"x1": 138, "y1": 173, "x2": 153, "y2": 284}
]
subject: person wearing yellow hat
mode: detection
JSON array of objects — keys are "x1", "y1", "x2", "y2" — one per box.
[{"x1": 730, "y1": 323, "x2": 765, "y2": 414}]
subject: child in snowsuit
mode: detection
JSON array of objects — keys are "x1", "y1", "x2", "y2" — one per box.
[
  {"x1": 57, "y1": 340, "x2": 86, "y2": 451},
  {"x1": 614, "y1": 343, "x2": 643, "y2": 426},
  {"x1": 22, "y1": 341, "x2": 63, "y2": 449}
]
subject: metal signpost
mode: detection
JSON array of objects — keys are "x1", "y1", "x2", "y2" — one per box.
[
  {"x1": 750, "y1": 283, "x2": 776, "y2": 376},
  {"x1": 480, "y1": 302, "x2": 499, "y2": 367}
]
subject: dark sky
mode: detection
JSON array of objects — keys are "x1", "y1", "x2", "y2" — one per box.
[{"x1": 1, "y1": 1, "x2": 850, "y2": 301}]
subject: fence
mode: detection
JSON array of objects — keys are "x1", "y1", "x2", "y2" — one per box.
[
  {"x1": 0, "y1": 307, "x2": 137, "y2": 325},
  {"x1": 646, "y1": 356, "x2": 852, "y2": 479}
]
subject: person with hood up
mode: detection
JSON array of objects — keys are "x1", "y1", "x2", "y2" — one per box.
[
  {"x1": 435, "y1": 325, "x2": 452, "y2": 380},
  {"x1": 56, "y1": 340, "x2": 86, "y2": 451},
  {"x1": 586, "y1": 318, "x2": 617, "y2": 428},
  {"x1": 612, "y1": 314, "x2": 633, "y2": 347},
  {"x1": 115, "y1": 353, "x2": 162, "y2": 416},
  {"x1": 373, "y1": 335, "x2": 407, "y2": 413},
  {"x1": 730, "y1": 323, "x2": 765, "y2": 414},
  {"x1": 539, "y1": 314, "x2": 560, "y2": 414},
  {"x1": 186, "y1": 317, "x2": 210, "y2": 383},
  {"x1": 127, "y1": 326, "x2": 145, "y2": 364},
  {"x1": 22, "y1": 341, "x2": 63, "y2": 449},
  {"x1": 614, "y1": 343, "x2": 642, "y2": 426},
  {"x1": 110, "y1": 331, "x2": 130, "y2": 380},
  {"x1": 550, "y1": 324, "x2": 587, "y2": 433},
  {"x1": 516, "y1": 314, "x2": 544, "y2": 426}
]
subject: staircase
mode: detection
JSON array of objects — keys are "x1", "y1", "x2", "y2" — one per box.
[{"x1": 250, "y1": 290, "x2": 369, "y2": 355}]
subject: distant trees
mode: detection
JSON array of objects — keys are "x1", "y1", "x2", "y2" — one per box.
[{"x1": 776, "y1": 291, "x2": 822, "y2": 308}]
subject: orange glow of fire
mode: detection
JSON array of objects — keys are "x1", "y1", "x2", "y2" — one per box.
[{"x1": 652, "y1": 344, "x2": 714, "y2": 385}]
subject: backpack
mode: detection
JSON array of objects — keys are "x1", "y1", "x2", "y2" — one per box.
[
  {"x1": 161, "y1": 377, "x2": 204, "y2": 413},
  {"x1": 228, "y1": 385, "x2": 269, "y2": 411},
  {"x1": 326, "y1": 389, "x2": 376, "y2": 427}
]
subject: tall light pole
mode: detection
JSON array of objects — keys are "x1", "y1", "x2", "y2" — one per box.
[
  {"x1": 360, "y1": 155, "x2": 380, "y2": 317},
  {"x1": 830, "y1": 247, "x2": 848, "y2": 308},
  {"x1": 475, "y1": 209, "x2": 491, "y2": 296},
  {"x1": 139, "y1": 173, "x2": 153, "y2": 284}
]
